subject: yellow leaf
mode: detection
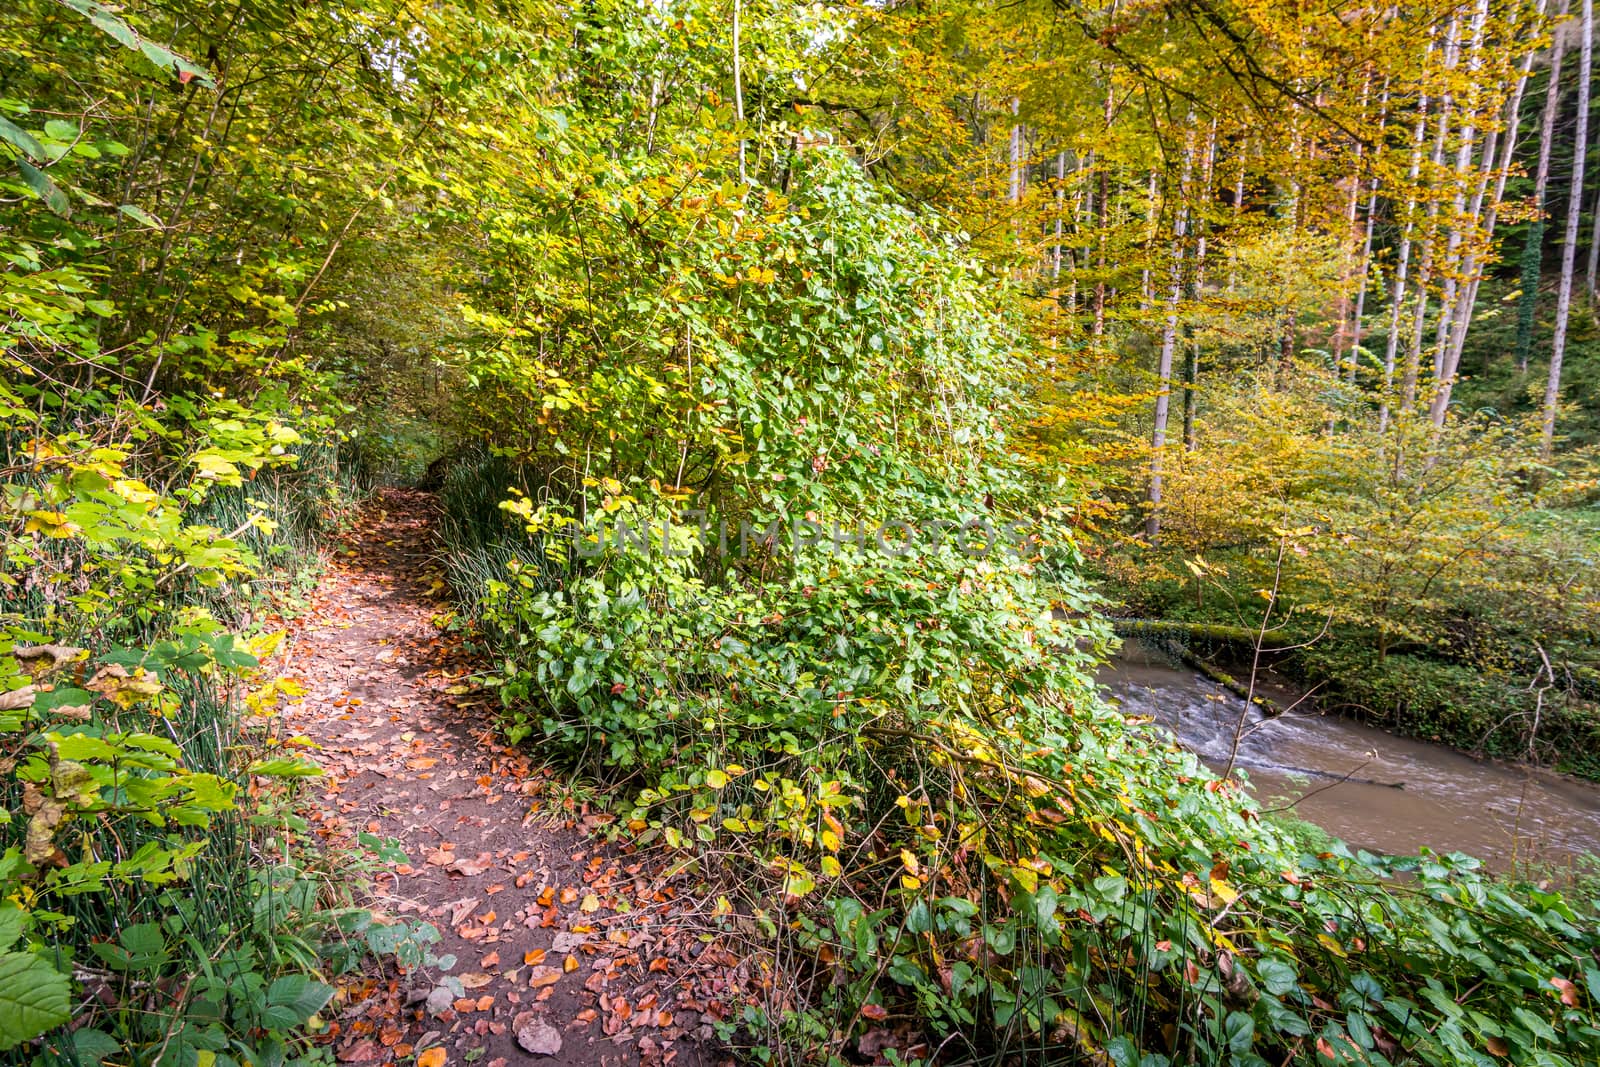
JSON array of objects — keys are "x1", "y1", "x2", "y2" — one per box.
[
  {"x1": 819, "y1": 855, "x2": 842, "y2": 878},
  {"x1": 580, "y1": 893, "x2": 601, "y2": 913},
  {"x1": 1316, "y1": 933, "x2": 1347, "y2": 957},
  {"x1": 706, "y1": 769, "x2": 729, "y2": 789},
  {"x1": 900, "y1": 849, "x2": 920, "y2": 876}
]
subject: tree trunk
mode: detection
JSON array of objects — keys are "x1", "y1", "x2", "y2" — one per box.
[
  {"x1": 1094, "y1": 80, "x2": 1114, "y2": 340},
  {"x1": 1183, "y1": 121, "x2": 1216, "y2": 452},
  {"x1": 1427, "y1": 0, "x2": 1490, "y2": 424},
  {"x1": 1518, "y1": 0, "x2": 1570, "y2": 372},
  {"x1": 1588, "y1": 152, "x2": 1600, "y2": 299},
  {"x1": 1008, "y1": 98, "x2": 1023, "y2": 204},
  {"x1": 1380, "y1": 67, "x2": 1433, "y2": 433},
  {"x1": 1147, "y1": 124, "x2": 1196, "y2": 543},
  {"x1": 1403, "y1": 20, "x2": 1460, "y2": 413},
  {"x1": 1433, "y1": 1, "x2": 1543, "y2": 425},
  {"x1": 733, "y1": 0, "x2": 746, "y2": 184},
  {"x1": 1544, "y1": 0, "x2": 1591, "y2": 460}
]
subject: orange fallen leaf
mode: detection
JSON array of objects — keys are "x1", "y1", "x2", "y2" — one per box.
[
  {"x1": 559, "y1": 887, "x2": 578, "y2": 905},
  {"x1": 523, "y1": 949, "x2": 547, "y2": 966},
  {"x1": 418, "y1": 1048, "x2": 446, "y2": 1067},
  {"x1": 563, "y1": 955, "x2": 579, "y2": 973}
]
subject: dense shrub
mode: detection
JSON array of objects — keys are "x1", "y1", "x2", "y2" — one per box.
[{"x1": 438, "y1": 153, "x2": 1600, "y2": 1063}]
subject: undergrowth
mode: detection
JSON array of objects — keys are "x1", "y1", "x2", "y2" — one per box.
[
  {"x1": 0, "y1": 425, "x2": 435, "y2": 1066},
  {"x1": 425, "y1": 155, "x2": 1600, "y2": 1065}
]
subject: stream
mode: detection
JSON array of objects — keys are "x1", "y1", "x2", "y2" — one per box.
[{"x1": 1099, "y1": 640, "x2": 1600, "y2": 874}]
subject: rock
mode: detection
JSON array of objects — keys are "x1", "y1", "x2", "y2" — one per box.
[
  {"x1": 515, "y1": 1018, "x2": 562, "y2": 1057},
  {"x1": 424, "y1": 985, "x2": 455, "y2": 1017}
]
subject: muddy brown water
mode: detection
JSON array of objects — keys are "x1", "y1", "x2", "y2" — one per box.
[{"x1": 1098, "y1": 640, "x2": 1600, "y2": 874}]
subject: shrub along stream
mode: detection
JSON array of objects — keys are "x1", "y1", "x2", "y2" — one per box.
[{"x1": 428, "y1": 152, "x2": 1600, "y2": 1064}]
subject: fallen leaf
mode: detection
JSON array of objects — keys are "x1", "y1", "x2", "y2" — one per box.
[{"x1": 515, "y1": 1018, "x2": 562, "y2": 1056}]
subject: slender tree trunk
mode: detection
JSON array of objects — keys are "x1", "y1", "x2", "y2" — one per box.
[
  {"x1": 1183, "y1": 121, "x2": 1217, "y2": 451},
  {"x1": 1544, "y1": 0, "x2": 1591, "y2": 459},
  {"x1": 1518, "y1": 0, "x2": 1570, "y2": 372},
  {"x1": 1380, "y1": 68, "x2": 1433, "y2": 433},
  {"x1": 1587, "y1": 160, "x2": 1600, "y2": 298},
  {"x1": 1008, "y1": 98, "x2": 1024, "y2": 204},
  {"x1": 1428, "y1": 0, "x2": 1490, "y2": 417},
  {"x1": 1053, "y1": 150, "x2": 1066, "y2": 279},
  {"x1": 1140, "y1": 168, "x2": 1158, "y2": 308},
  {"x1": 1347, "y1": 86, "x2": 1390, "y2": 383},
  {"x1": 733, "y1": 0, "x2": 746, "y2": 184},
  {"x1": 1148, "y1": 124, "x2": 1196, "y2": 543},
  {"x1": 1404, "y1": 20, "x2": 1461, "y2": 413},
  {"x1": 1435, "y1": 3, "x2": 1544, "y2": 420},
  {"x1": 1277, "y1": 115, "x2": 1307, "y2": 387},
  {"x1": 1094, "y1": 81, "x2": 1114, "y2": 340}
]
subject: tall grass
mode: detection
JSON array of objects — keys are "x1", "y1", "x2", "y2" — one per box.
[
  {"x1": 2, "y1": 437, "x2": 378, "y2": 1066},
  {"x1": 433, "y1": 447, "x2": 571, "y2": 620}
]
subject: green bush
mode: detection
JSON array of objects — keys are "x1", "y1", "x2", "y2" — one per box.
[{"x1": 442, "y1": 152, "x2": 1600, "y2": 1063}]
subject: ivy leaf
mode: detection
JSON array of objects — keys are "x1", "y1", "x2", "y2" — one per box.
[{"x1": 0, "y1": 951, "x2": 72, "y2": 1050}]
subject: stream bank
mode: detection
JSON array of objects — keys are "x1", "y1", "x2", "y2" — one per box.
[{"x1": 1099, "y1": 639, "x2": 1600, "y2": 874}]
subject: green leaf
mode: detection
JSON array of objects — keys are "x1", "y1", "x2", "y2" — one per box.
[
  {"x1": 247, "y1": 757, "x2": 323, "y2": 778},
  {"x1": 0, "y1": 903, "x2": 22, "y2": 952},
  {"x1": 0, "y1": 116, "x2": 46, "y2": 161},
  {"x1": 1224, "y1": 1010, "x2": 1255, "y2": 1053},
  {"x1": 261, "y1": 975, "x2": 335, "y2": 1030},
  {"x1": 69, "y1": 1028, "x2": 121, "y2": 1065},
  {"x1": 16, "y1": 158, "x2": 69, "y2": 216},
  {"x1": 118, "y1": 204, "x2": 162, "y2": 228},
  {"x1": 0, "y1": 951, "x2": 72, "y2": 1050},
  {"x1": 1255, "y1": 957, "x2": 1298, "y2": 997},
  {"x1": 57, "y1": 0, "x2": 137, "y2": 49}
]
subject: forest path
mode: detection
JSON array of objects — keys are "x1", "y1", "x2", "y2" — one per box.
[{"x1": 277, "y1": 490, "x2": 724, "y2": 1067}]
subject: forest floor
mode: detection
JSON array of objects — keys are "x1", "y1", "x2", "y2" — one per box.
[{"x1": 274, "y1": 491, "x2": 746, "y2": 1067}]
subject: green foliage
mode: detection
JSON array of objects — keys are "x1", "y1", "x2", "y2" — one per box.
[{"x1": 442, "y1": 135, "x2": 1600, "y2": 1064}]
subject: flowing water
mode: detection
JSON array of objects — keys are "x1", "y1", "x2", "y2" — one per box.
[{"x1": 1099, "y1": 640, "x2": 1600, "y2": 873}]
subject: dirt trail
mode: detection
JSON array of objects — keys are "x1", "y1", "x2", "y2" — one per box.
[{"x1": 278, "y1": 491, "x2": 732, "y2": 1067}]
